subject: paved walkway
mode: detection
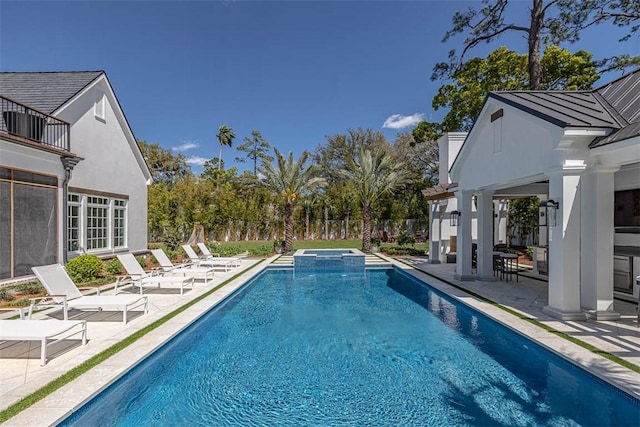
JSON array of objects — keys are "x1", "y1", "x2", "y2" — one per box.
[{"x1": 0, "y1": 255, "x2": 638, "y2": 426}]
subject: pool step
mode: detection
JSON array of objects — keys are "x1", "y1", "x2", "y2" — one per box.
[
  {"x1": 271, "y1": 255, "x2": 294, "y2": 266},
  {"x1": 365, "y1": 253, "x2": 393, "y2": 268}
]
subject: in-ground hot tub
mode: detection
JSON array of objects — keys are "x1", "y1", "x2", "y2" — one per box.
[{"x1": 293, "y1": 248, "x2": 365, "y2": 271}]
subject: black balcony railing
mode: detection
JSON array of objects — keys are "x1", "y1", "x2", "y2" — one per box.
[{"x1": 1, "y1": 95, "x2": 70, "y2": 152}]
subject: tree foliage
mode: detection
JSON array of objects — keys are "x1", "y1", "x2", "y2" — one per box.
[
  {"x1": 137, "y1": 139, "x2": 191, "y2": 185},
  {"x1": 436, "y1": 0, "x2": 639, "y2": 90},
  {"x1": 235, "y1": 130, "x2": 273, "y2": 176},
  {"x1": 340, "y1": 149, "x2": 410, "y2": 252},
  {"x1": 257, "y1": 148, "x2": 326, "y2": 254},
  {"x1": 142, "y1": 128, "x2": 437, "y2": 248},
  {"x1": 424, "y1": 45, "x2": 600, "y2": 133},
  {"x1": 216, "y1": 124, "x2": 236, "y2": 171}
]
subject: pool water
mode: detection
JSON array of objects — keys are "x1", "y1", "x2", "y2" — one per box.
[{"x1": 61, "y1": 268, "x2": 639, "y2": 426}]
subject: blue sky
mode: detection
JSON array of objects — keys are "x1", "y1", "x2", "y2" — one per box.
[{"x1": 1, "y1": 1, "x2": 638, "y2": 173}]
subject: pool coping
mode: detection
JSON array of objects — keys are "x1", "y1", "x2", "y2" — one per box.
[{"x1": 2, "y1": 255, "x2": 638, "y2": 425}]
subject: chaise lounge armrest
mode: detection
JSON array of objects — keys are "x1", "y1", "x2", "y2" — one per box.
[{"x1": 28, "y1": 295, "x2": 69, "y2": 319}]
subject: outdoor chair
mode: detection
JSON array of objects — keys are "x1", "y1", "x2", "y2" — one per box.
[
  {"x1": 0, "y1": 317, "x2": 87, "y2": 366},
  {"x1": 117, "y1": 253, "x2": 195, "y2": 295},
  {"x1": 150, "y1": 248, "x2": 215, "y2": 282},
  {"x1": 31, "y1": 264, "x2": 148, "y2": 324},
  {"x1": 181, "y1": 245, "x2": 233, "y2": 272},
  {"x1": 197, "y1": 243, "x2": 243, "y2": 267}
]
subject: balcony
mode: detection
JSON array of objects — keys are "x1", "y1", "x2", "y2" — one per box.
[{"x1": 0, "y1": 95, "x2": 70, "y2": 152}]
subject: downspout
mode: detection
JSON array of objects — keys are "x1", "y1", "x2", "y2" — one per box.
[{"x1": 61, "y1": 156, "x2": 83, "y2": 263}]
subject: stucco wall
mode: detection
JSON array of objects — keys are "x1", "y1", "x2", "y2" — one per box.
[
  {"x1": 451, "y1": 100, "x2": 584, "y2": 190},
  {"x1": 56, "y1": 81, "x2": 148, "y2": 255}
]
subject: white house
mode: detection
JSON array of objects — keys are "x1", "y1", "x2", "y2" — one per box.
[
  {"x1": 0, "y1": 71, "x2": 152, "y2": 280},
  {"x1": 448, "y1": 69, "x2": 640, "y2": 320},
  {"x1": 424, "y1": 132, "x2": 508, "y2": 264}
]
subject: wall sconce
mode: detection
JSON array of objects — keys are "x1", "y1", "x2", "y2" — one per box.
[
  {"x1": 450, "y1": 210, "x2": 461, "y2": 226},
  {"x1": 539, "y1": 200, "x2": 559, "y2": 227}
]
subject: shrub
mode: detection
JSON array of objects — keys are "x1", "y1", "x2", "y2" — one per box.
[
  {"x1": 0, "y1": 288, "x2": 13, "y2": 302},
  {"x1": 381, "y1": 247, "x2": 425, "y2": 256},
  {"x1": 66, "y1": 255, "x2": 104, "y2": 283},
  {"x1": 164, "y1": 229, "x2": 182, "y2": 251},
  {"x1": 252, "y1": 244, "x2": 272, "y2": 256},
  {"x1": 396, "y1": 231, "x2": 415, "y2": 247},
  {"x1": 526, "y1": 246, "x2": 534, "y2": 259},
  {"x1": 14, "y1": 281, "x2": 43, "y2": 295},
  {"x1": 137, "y1": 256, "x2": 147, "y2": 268},
  {"x1": 105, "y1": 258, "x2": 122, "y2": 275}
]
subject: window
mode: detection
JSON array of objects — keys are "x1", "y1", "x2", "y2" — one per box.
[
  {"x1": 67, "y1": 193, "x2": 129, "y2": 253},
  {"x1": 113, "y1": 200, "x2": 126, "y2": 247},
  {"x1": 86, "y1": 196, "x2": 109, "y2": 250},
  {"x1": 68, "y1": 194, "x2": 81, "y2": 251},
  {"x1": 614, "y1": 189, "x2": 640, "y2": 231}
]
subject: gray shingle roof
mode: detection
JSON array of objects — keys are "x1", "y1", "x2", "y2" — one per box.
[{"x1": 0, "y1": 71, "x2": 104, "y2": 113}]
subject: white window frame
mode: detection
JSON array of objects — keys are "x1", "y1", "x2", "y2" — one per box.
[
  {"x1": 67, "y1": 194, "x2": 81, "y2": 252},
  {"x1": 86, "y1": 196, "x2": 109, "y2": 251},
  {"x1": 113, "y1": 199, "x2": 127, "y2": 248},
  {"x1": 68, "y1": 193, "x2": 129, "y2": 254}
]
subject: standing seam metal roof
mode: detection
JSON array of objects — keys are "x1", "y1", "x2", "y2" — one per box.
[{"x1": 486, "y1": 68, "x2": 639, "y2": 149}]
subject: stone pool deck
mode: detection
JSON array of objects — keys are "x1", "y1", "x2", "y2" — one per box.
[{"x1": 0, "y1": 254, "x2": 638, "y2": 426}]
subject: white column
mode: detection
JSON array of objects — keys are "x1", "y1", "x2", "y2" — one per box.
[
  {"x1": 543, "y1": 164, "x2": 586, "y2": 320},
  {"x1": 455, "y1": 190, "x2": 474, "y2": 281},
  {"x1": 494, "y1": 199, "x2": 507, "y2": 244},
  {"x1": 477, "y1": 190, "x2": 496, "y2": 280},
  {"x1": 580, "y1": 165, "x2": 620, "y2": 320},
  {"x1": 428, "y1": 201, "x2": 441, "y2": 264}
]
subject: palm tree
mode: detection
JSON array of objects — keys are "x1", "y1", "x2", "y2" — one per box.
[
  {"x1": 258, "y1": 148, "x2": 326, "y2": 254},
  {"x1": 216, "y1": 125, "x2": 236, "y2": 171},
  {"x1": 341, "y1": 149, "x2": 410, "y2": 252}
]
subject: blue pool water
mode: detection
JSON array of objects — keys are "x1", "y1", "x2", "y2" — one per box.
[{"x1": 61, "y1": 268, "x2": 639, "y2": 426}]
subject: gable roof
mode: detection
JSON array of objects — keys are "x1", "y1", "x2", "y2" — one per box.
[
  {"x1": 488, "y1": 91, "x2": 621, "y2": 129},
  {"x1": 0, "y1": 71, "x2": 103, "y2": 113},
  {"x1": 450, "y1": 68, "x2": 640, "y2": 175},
  {"x1": 0, "y1": 70, "x2": 152, "y2": 184},
  {"x1": 485, "y1": 68, "x2": 640, "y2": 149}
]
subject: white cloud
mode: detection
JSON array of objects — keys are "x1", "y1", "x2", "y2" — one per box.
[
  {"x1": 382, "y1": 113, "x2": 424, "y2": 129},
  {"x1": 185, "y1": 156, "x2": 209, "y2": 166},
  {"x1": 171, "y1": 141, "x2": 199, "y2": 152}
]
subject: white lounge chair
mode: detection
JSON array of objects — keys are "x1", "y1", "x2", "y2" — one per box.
[
  {"x1": 150, "y1": 249, "x2": 215, "y2": 282},
  {"x1": 196, "y1": 243, "x2": 242, "y2": 268},
  {"x1": 182, "y1": 245, "x2": 233, "y2": 272},
  {"x1": 116, "y1": 253, "x2": 194, "y2": 295},
  {"x1": 31, "y1": 264, "x2": 148, "y2": 324},
  {"x1": 0, "y1": 318, "x2": 87, "y2": 366}
]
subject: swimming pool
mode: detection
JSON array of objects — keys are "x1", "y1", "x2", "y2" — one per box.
[{"x1": 60, "y1": 267, "x2": 639, "y2": 426}]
